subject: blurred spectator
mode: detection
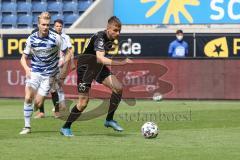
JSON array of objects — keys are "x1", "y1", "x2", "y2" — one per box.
[{"x1": 168, "y1": 30, "x2": 188, "y2": 57}]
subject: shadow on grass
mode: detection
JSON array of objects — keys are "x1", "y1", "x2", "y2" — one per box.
[{"x1": 73, "y1": 132, "x2": 132, "y2": 137}]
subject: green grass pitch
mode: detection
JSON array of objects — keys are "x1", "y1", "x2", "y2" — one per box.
[{"x1": 0, "y1": 98, "x2": 240, "y2": 160}]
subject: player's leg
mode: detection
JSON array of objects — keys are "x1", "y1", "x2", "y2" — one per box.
[
  {"x1": 51, "y1": 90, "x2": 60, "y2": 118},
  {"x1": 60, "y1": 60, "x2": 93, "y2": 136},
  {"x1": 20, "y1": 72, "x2": 42, "y2": 134},
  {"x1": 62, "y1": 92, "x2": 89, "y2": 127},
  {"x1": 34, "y1": 104, "x2": 45, "y2": 119},
  {"x1": 19, "y1": 86, "x2": 35, "y2": 134},
  {"x1": 34, "y1": 94, "x2": 45, "y2": 109},
  {"x1": 96, "y1": 65, "x2": 123, "y2": 131},
  {"x1": 101, "y1": 74, "x2": 123, "y2": 131},
  {"x1": 33, "y1": 75, "x2": 53, "y2": 118},
  {"x1": 60, "y1": 92, "x2": 89, "y2": 137}
]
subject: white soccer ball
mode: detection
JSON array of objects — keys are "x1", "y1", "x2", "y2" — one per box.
[
  {"x1": 152, "y1": 92, "x2": 163, "y2": 101},
  {"x1": 141, "y1": 122, "x2": 159, "y2": 139}
]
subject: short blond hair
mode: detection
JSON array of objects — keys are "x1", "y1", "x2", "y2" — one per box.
[{"x1": 38, "y1": 12, "x2": 51, "y2": 23}]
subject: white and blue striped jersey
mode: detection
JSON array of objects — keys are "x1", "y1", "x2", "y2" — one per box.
[{"x1": 24, "y1": 30, "x2": 67, "y2": 76}]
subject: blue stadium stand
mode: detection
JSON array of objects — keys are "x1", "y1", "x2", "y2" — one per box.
[
  {"x1": 1, "y1": 1, "x2": 17, "y2": 13},
  {"x1": 78, "y1": 0, "x2": 92, "y2": 12},
  {"x1": 47, "y1": 1, "x2": 63, "y2": 14},
  {"x1": 51, "y1": 13, "x2": 64, "y2": 24},
  {"x1": 32, "y1": 1, "x2": 47, "y2": 13},
  {"x1": 63, "y1": 0, "x2": 78, "y2": 13},
  {"x1": 0, "y1": 0, "x2": 94, "y2": 28},
  {"x1": 17, "y1": 14, "x2": 33, "y2": 28},
  {"x1": 17, "y1": 1, "x2": 32, "y2": 14},
  {"x1": 2, "y1": 13, "x2": 17, "y2": 28},
  {"x1": 64, "y1": 13, "x2": 79, "y2": 28}
]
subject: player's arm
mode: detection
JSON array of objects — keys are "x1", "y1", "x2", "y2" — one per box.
[
  {"x1": 20, "y1": 54, "x2": 31, "y2": 78},
  {"x1": 96, "y1": 51, "x2": 132, "y2": 65},
  {"x1": 185, "y1": 42, "x2": 189, "y2": 56},
  {"x1": 60, "y1": 49, "x2": 72, "y2": 80},
  {"x1": 65, "y1": 35, "x2": 76, "y2": 70},
  {"x1": 68, "y1": 48, "x2": 75, "y2": 70},
  {"x1": 94, "y1": 36, "x2": 132, "y2": 65},
  {"x1": 21, "y1": 37, "x2": 31, "y2": 78},
  {"x1": 56, "y1": 35, "x2": 70, "y2": 80},
  {"x1": 168, "y1": 42, "x2": 174, "y2": 57}
]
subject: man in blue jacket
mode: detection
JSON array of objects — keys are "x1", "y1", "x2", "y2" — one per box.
[{"x1": 168, "y1": 30, "x2": 188, "y2": 57}]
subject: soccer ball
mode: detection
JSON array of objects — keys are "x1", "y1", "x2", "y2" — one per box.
[
  {"x1": 152, "y1": 92, "x2": 163, "y2": 101},
  {"x1": 141, "y1": 122, "x2": 159, "y2": 138}
]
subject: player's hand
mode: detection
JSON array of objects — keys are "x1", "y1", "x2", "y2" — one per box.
[{"x1": 25, "y1": 68, "x2": 31, "y2": 78}]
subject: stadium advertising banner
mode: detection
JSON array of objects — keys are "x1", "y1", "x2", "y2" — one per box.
[
  {"x1": 0, "y1": 33, "x2": 194, "y2": 58},
  {"x1": 196, "y1": 33, "x2": 240, "y2": 58},
  {"x1": 1, "y1": 33, "x2": 240, "y2": 58},
  {"x1": 114, "y1": 0, "x2": 240, "y2": 24},
  {"x1": 1, "y1": 59, "x2": 240, "y2": 99},
  {"x1": 0, "y1": 34, "x2": 91, "y2": 59}
]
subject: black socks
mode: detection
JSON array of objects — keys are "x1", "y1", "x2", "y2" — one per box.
[
  {"x1": 51, "y1": 91, "x2": 59, "y2": 112},
  {"x1": 106, "y1": 92, "x2": 122, "y2": 121},
  {"x1": 63, "y1": 105, "x2": 82, "y2": 128}
]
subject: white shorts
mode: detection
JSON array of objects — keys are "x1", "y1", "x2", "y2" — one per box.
[
  {"x1": 25, "y1": 72, "x2": 54, "y2": 97},
  {"x1": 50, "y1": 73, "x2": 65, "y2": 102}
]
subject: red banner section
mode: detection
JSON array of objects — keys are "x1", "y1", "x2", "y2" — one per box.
[{"x1": 0, "y1": 59, "x2": 240, "y2": 99}]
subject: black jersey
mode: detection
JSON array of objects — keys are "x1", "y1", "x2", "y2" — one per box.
[{"x1": 83, "y1": 31, "x2": 114, "y2": 55}]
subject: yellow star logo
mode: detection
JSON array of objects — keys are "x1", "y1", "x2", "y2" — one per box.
[{"x1": 140, "y1": 0, "x2": 200, "y2": 24}]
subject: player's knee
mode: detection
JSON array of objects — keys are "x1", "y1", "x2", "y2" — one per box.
[
  {"x1": 34, "y1": 100, "x2": 43, "y2": 108},
  {"x1": 77, "y1": 105, "x2": 87, "y2": 112},
  {"x1": 25, "y1": 98, "x2": 32, "y2": 104},
  {"x1": 77, "y1": 100, "x2": 88, "y2": 111},
  {"x1": 113, "y1": 83, "x2": 123, "y2": 94},
  {"x1": 25, "y1": 95, "x2": 33, "y2": 103},
  {"x1": 77, "y1": 98, "x2": 89, "y2": 112}
]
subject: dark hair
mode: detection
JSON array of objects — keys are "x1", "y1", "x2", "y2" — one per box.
[
  {"x1": 108, "y1": 16, "x2": 121, "y2": 27},
  {"x1": 176, "y1": 30, "x2": 183, "y2": 34},
  {"x1": 54, "y1": 19, "x2": 63, "y2": 25}
]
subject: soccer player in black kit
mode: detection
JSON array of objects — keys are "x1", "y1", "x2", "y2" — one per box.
[{"x1": 60, "y1": 16, "x2": 132, "y2": 136}]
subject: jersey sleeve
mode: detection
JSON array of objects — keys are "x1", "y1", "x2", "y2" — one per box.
[
  {"x1": 23, "y1": 36, "x2": 32, "y2": 56},
  {"x1": 185, "y1": 42, "x2": 189, "y2": 55},
  {"x1": 56, "y1": 34, "x2": 68, "y2": 54},
  {"x1": 168, "y1": 41, "x2": 174, "y2": 56},
  {"x1": 94, "y1": 34, "x2": 105, "y2": 52},
  {"x1": 65, "y1": 35, "x2": 72, "y2": 49}
]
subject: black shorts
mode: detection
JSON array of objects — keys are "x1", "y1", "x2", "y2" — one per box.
[{"x1": 77, "y1": 55, "x2": 112, "y2": 93}]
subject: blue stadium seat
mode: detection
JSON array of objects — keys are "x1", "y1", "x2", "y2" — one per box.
[
  {"x1": 63, "y1": 1, "x2": 78, "y2": 13},
  {"x1": 32, "y1": 1, "x2": 47, "y2": 13},
  {"x1": 78, "y1": 0, "x2": 92, "y2": 12},
  {"x1": 64, "y1": 13, "x2": 79, "y2": 27},
  {"x1": 17, "y1": 2, "x2": 32, "y2": 13},
  {"x1": 32, "y1": 13, "x2": 39, "y2": 27},
  {"x1": 2, "y1": 14, "x2": 17, "y2": 28},
  {"x1": 1, "y1": 2, "x2": 17, "y2": 13},
  {"x1": 17, "y1": 14, "x2": 33, "y2": 28},
  {"x1": 47, "y1": 1, "x2": 63, "y2": 13},
  {"x1": 51, "y1": 13, "x2": 64, "y2": 24}
]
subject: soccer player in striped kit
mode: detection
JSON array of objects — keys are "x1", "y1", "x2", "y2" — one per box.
[
  {"x1": 34, "y1": 19, "x2": 75, "y2": 119},
  {"x1": 19, "y1": 12, "x2": 68, "y2": 134}
]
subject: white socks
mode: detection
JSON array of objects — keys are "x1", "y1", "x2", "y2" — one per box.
[{"x1": 24, "y1": 102, "x2": 33, "y2": 128}]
